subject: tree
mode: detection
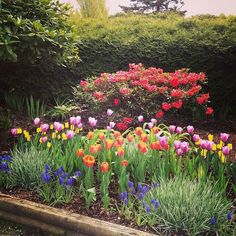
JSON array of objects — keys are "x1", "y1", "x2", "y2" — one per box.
[
  {"x1": 77, "y1": 0, "x2": 108, "y2": 19},
  {"x1": 120, "y1": 0, "x2": 185, "y2": 14},
  {"x1": 0, "y1": 0, "x2": 79, "y2": 67}
]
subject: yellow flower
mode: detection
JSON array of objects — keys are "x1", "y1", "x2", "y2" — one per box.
[
  {"x1": 195, "y1": 141, "x2": 200, "y2": 146},
  {"x1": 217, "y1": 143, "x2": 223, "y2": 150},
  {"x1": 57, "y1": 134, "x2": 61, "y2": 140},
  {"x1": 50, "y1": 124, "x2": 54, "y2": 130},
  {"x1": 70, "y1": 125, "x2": 74, "y2": 130},
  {"x1": 52, "y1": 132, "x2": 56, "y2": 139},
  {"x1": 36, "y1": 127, "x2": 42, "y2": 133},
  {"x1": 201, "y1": 149, "x2": 207, "y2": 158},
  {"x1": 227, "y1": 143, "x2": 233, "y2": 150},
  {"x1": 61, "y1": 124, "x2": 65, "y2": 130},
  {"x1": 65, "y1": 122, "x2": 69, "y2": 128},
  {"x1": 75, "y1": 128, "x2": 80, "y2": 134},
  {"x1": 26, "y1": 135, "x2": 31, "y2": 142},
  {"x1": 218, "y1": 151, "x2": 226, "y2": 163},
  {"x1": 62, "y1": 133, "x2": 67, "y2": 140},
  {"x1": 17, "y1": 128, "x2": 22, "y2": 134},
  {"x1": 208, "y1": 134, "x2": 213, "y2": 141},
  {"x1": 47, "y1": 142, "x2": 52, "y2": 149},
  {"x1": 23, "y1": 130, "x2": 28, "y2": 135},
  {"x1": 212, "y1": 144, "x2": 217, "y2": 151}
]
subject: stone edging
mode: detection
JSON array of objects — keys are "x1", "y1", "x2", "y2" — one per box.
[{"x1": 0, "y1": 193, "x2": 158, "y2": 236}]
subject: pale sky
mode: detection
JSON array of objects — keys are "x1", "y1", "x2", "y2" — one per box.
[{"x1": 63, "y1": 0, "x2": 236, "y2": 16}]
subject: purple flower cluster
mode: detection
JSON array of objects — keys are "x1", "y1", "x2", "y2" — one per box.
[
  {"x1": 120, "y1": 191, "x2": 128, "y2": 206},
  {"x1": 0, "y1": 154, "x2": 13, "y2": 174}
]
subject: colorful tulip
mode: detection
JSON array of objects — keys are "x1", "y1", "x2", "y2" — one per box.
[
  {"x1": 222, "y1": 146, "x2": 230, "y2": 155},
  {"x1": 11, "y1": 128, "x2": 17, "y2": 136},
  {"x1": 121, "y1": 160, "x2": 128, "y2": 167},
  {"x1": 176, "y1": 126, "x2": 183, "y2": 134},
  {"x1": 40, "y1": 124, "x2": 49, "y2": 132},
  {"x1": 169, "y1": 125, "x2": 176, "y2": 133},
  {"x1": 100, "y1": 162, "x2": 109, "y2": 172},
  {"x1": 88, "y1": 117, "x2": 97, "y2": 127},
  {"x1": 83, "y1": 155, "x2": 95, "y2": 168},
  {"x1": 220, "y1": 133, "x2": 230, "y2": 142},
  {"x1": 138, "y1": 115, "x2": 144, "y2": 122},
  {"x1": 33, "y1": 117, "x2": 40, "y2": 126},
  {"x1": 66, "y1": 130, "x2": 75, "y2": 140},
  {"x1": 107, "y1": 109, "x2": 113, "y2": 116},
  {"x1": 187, "y1": 125, "x2": 194, "y2": 134},
  {"x1": 76, "y1": 149, "x2": 84, "y2": 158},
  {"x1": 193, "y1": 134, "x2": 200, "y2": 142}
]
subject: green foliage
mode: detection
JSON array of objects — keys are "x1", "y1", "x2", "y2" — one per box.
[
  {"x1": 26, "y1": 95, "x2": 46, "y2": 119},
  {"x1": 77, "y1": 0, "x2": 108, "y2": 19},
  {"x1": 0, "y1": 0, "x2": 79, "y2": 66},
  {"x1": 75, "y1": 13, "x2": 236, "y2": 118},
  {"x1": 7, "y1": 146, "x2": 53, "y2": 190},
  {"x1": 123, "y1": 177, "x2": 234, "y2": 235},
  {"x1": 3, "y1": 91, "x2": 24, "y2": 112}
]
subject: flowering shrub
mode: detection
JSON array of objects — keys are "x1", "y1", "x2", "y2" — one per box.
[{"x1": 74, "y1": 64, "x2": 214, "y2": 118}]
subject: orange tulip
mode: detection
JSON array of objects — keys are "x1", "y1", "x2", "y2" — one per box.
[
  {"x1": 98, "y1": 133, "x2": 105, "y2": 141},
  {"x1": 140, "y1": 133, "x2": 148, "y2": 142},
  {"x1": 151, "y1": 127, "x2": 159, "y2": 134},
  {"x1": 150, "y1": 141, "x2": 162, "y2": 150},
  {"x1": 100, "y1": 162, "x2": 109, "y2": 172},
  {"x1": 87, "y1": 131, "x2": 94, "y2": 139},
  {"x1": 116, "y1": 137, "x2": 124, "y2": 146},
  {"x1": 83, "y1": 155, "x2": 95, "y2": 167},
  {"x1": 117, "y1": 147, "x2": 125, "y2": 157},
  {"x1": 135, "y1": 127, "x2": 143, "y2": 136},
  {"x1": 121, "y1": 160, "x2": 128, "y2": 167},
  {"x1": 96, "y1": 143, "x2": 102, "y2": 151},
  {"x1": 137, "y1": 141, "x2": 148, "y2": 153},
  {"x1": 105, "y1": 139, "x2": 114, "y2": 149},
  {"x1": 127, "y1": 134, "x2": 134, "y2": 142},
  {"x1": 76, "y1": 148, "x2": 84, "y2": 157},
  {"x1": 113, "y1": 131, "x2": 121, "y2": 138},
  {"x1": 89, "y1": 145, "x2": 98, "y2": 154}
]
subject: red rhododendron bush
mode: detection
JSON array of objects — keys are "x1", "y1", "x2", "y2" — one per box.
[{"x1": 74, "y1": 63, "x2": 213, "y2": 118}]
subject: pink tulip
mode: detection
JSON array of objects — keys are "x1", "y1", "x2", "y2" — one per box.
[
  {"x1": 187, "y1": 125, "x2": 194, "y2": 134},
  {"x1": 75, "y1": 116, "x2": 81, "y2": 125},
  {"x1": 107, "y1": 126, "x2": 112, "y2": 130},
  {"x1": 169, "y1": 125, "x2": 176, "y2": 133},
  {"x1": 69, "y1": 117, "x2": 76, "y2": 125},
  {"x1": 88, "y1": 117, "x2": 97, "y2": 127},
  {"x1": 109, "y1": 122, "x2": 116, "y2": 129},
  {"x1": 174, "y1": 140, "x2": 181, "y2": 149},
  {"x1": 193, "y1": 134, "x2": 200, "y2": 142},
  {"x1": 177, "y1": 148, "x2": 183, "y2": 156},
  {"x1": 138, "y1": 115, "x2": 144, "y2": 122},
  {"x1": 11, "y1": 128, "x2": 17, "y2": 136},
  {"x1": 206, "y1": 141, "x2": 214, "y2": 151},
  {"x1": 54, "y1": 122, "x2": 63, "y2": 132},
  {"x1": 33, "y1": 117, "x2": 40, "y2": 126},
  {"x1": 41, "y1": 136, "x2": 47, "y2": 143},
  {"x1": 158, "y1": 136, "x2": 168, "y2": 147},
  {"x1": 181, "y1": 141, "x2": 189, "y2": 153},
  {"x1": 200, "y1": 140, "x2": 207, "y2": 149},
  {"x1": 220, "y1": 133, "x2": 230, "y2": 143},
  {"x1": 148, "y1": 122, "x2": 154, "y2": 129},
  {"x1": 176, "y1": 126, "x2": 183, "y2": 134},
  {"x1": 151, "y1": 118, "x2": 157, "y2": 124},
  {"x1": 222, "y1": 146, "x2": 230, "y2": 155},
  {"x1": 40, "y1": 124, "x2": 49, "y2": 132},
  {"x1": 77, "y1": 123, "x2": 83, "y2": 129},
  {"x1": 66, "y1": 130, "x2": 75, "y2": 140},
  {"x1": 107, "y1": 109, "x2": 113, "y2": 116}
]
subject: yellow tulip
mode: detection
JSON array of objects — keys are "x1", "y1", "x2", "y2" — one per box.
[
  {"x1": 50, "y1": 124, "x2": 54, "y2": 130},
  {"x1": 52, "y1": 132, "x2": 56, "y2": 139},
  {"x1": 65, "y1": 122, "x2": 69, "y2": 129},
  {"x1": 47, "y1": 142, "x2": 52, "y2": 149},
  {"x1": 17, "y1": 128, "x2": 22, "y2": 134},
  {"x1": 62, "y1": 133, "x2": 67, "y2": 140},
  {"x1": 70, "y1": 125, "x2": 74, "y2": 130},
  {"x1": 57, "y1": 134, "x2": 61, "y2": 140},
  {"x1": 227, "y1": 143, "x2": 233, "y2": 150},
  {"x1": 36, "y1": 127, "x2": 42, "y2": 133},
  {"x1": 201, "y1": 149, "x2": 207, "y2": 158},
  {"x1": 212, "y1": 144, "x2": 217, "y2": 151},
  {"x1": 208, "y1": 134, "x2": 213, "y2": 141}
]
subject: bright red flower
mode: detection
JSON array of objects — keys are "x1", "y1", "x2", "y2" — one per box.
[
  {"x1": 205, "y1": 107, "x2": 214, "y2": 115},
  {"x1": 80, "y1": 80, "x2": 87, "y2": 87},
  {"x1": 100, "y1": 162, "x2": 109, "y2": 172},
  {"x1": 116, "y1": 123, "x2": 128, "y2": 131},
  {"x1": 197, "y1": 93, "x2": 210, "y2": 105},
  {"x1": 119, "y1": 87, "x2": 129, "y2": 95},
  {"x1": 83, "y1": 155, "x2": 95, "y2": 168},
  {"x1": 93, "y1": 91, "x2": 105, "y2": 101},
  {"x1": 113, "y1": 98, "x2": 120, "y2": 106},
  {"x1": 123, "y1": 117, "x2": 133, "y2": 124},
  {"x1": 155, "y1": 110, "x2": 164, "y2": 118},
  {"x1": 172, "y1": 100, "x2": 183, "y2": 109},
  {"x1": 162, "y1": 103, "x2": 172, "y2": 111},
  {"x1": 121, "y1": 160, "x2": 128, "y2": 167},
  {"x1": 169, "y1": 76, "x2": 179, "y2": 87},
  {"x1": 170, "y1": 89, "x2": 184, "y2": 98}
]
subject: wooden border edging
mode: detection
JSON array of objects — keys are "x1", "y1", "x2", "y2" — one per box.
[{"x1": 0, "y1": 193, "x2": 157, "y2": 236}]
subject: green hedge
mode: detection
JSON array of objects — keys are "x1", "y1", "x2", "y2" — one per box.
[{"x1": 75, "y1": 13, "x2": 236, "y2": 118}]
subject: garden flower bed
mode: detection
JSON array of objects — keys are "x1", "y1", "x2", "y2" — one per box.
[{"x1": 1, "y1": 112, "x2": 235, "y2": 236}]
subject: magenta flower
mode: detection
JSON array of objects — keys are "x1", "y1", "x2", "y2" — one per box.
[
  {"x1": 66, "y1": 130, "x2": 75, "y2": 140},
  {"x1": 88, "y1": 117, "x2": 97, "y2": 127},
  {"x1": 41, "y1": 136, "x2": 47, "y2": 143},
  {"x1": 77, "y1": 123, "x2": 83, "y2": 129},
  {"x1": 109, "y1": 122, "x2": 116, "y2": 129},
  {"x1": 220, "y1": 133, "x2": 230, "y2": 143},
  {"x1": 40, "y1": 124, "x2": 49, "y2": 132},
  {"x1": 54, "y1": 122, "x2": 63, "y2": 132},
  {"x1": 174, "y1": 140, "x2": 181, "y2": 149},
  {"x1": 33, "y1": 117, "x2": 40, "y2": 126},
  {"x1": 181, "y1": 141, "x2": 189, "y2": 153},
  {"x1": 177, "y1": 148, "x2": 183, "y2": 156},
  {"x1": 193, "y1": 134, "x2": 200, "y2": 142},
  {"x1": 176, "y1": 127, "x2": 183, "y2": 134},
  {"x1": 187, "y1": 125, "x2": 194, "y2": 134},
  {"x1": 206, "y1": 141, "x2": 214, "y2": 151},
  {"x1": 107, "y1": 109, "x2": 113, "y2": 116},
  {"x1": 151, "y1": 118, "x2": 157, "y2": 125},
  {"x1": 222, "y1": 146, "x2": 230, "y2": 155},
  {"x1": 158, "y1": 136, "x2": 168, "y2": 147},
  {"x1": 169, "y1": 125, "x2": 176, "y2": 133},
  {"x1": 11, "y1": 128, "x2": 17, "y2": 136},
  {"x1": 200, "y1": 140, "x2": 207, "y2": 149},
  {"x1": 138, "y1": 115, "x2": 144, "y2": 122}
]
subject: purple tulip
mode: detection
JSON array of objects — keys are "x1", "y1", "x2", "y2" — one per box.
[
  {"x1": 187, "y1": 125, "x2": 194, "y2": 134},
  {"x1": 177, "y1": 148, "x2": 183, "y2": 156},
  {"x1": 41, "y1": 136, "x2": 47, "y2": 143},
  {"x1": 33, "y1": 117, "x2": 40, "y2": 126},
  {"x1": 206, "y1": 141, "x2": 214, "y2": 151},
  {"x1": 220, "y1": 133, "x2": 230, "y2": 142},
  {"x1": 181, "y1": 141, "x2": 189, "y2": 153},
  {"x1": 107, "y1": 109, "x2": 113, "y2": 116},
  {"x1": 169, "y1": 125, "x2": 176, "y2": 133},
  {"x1": 54, "y1": 122, "x2": 63, "y2": 132},
  {"x1": 11, "y1": 128, "x2": 17, "y2": 136},
  {"x1": 222, "y1": 146, "x2": 230, "y2": 155},
  {"x1": 66, "y1": 130, "x2": 75, "y2": 140},
  {"x1": 193, "y1": 134, "x2": 200, "y2": 142},
  {"x1": 200, "y1": 140, "x2": 207, "y2": 149},
  {"x1": 40, "y1": 123, "x2": 49, "y2": 132},
  {"x1": 158, "y1": 136, "x2": 168, "y2": 146},
  {"x1": 176, "y1": 126, "x2": 183, "y2": 134},
  {"x1": 138, "y1": 115, "x2": 144, "y2": 122}
]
